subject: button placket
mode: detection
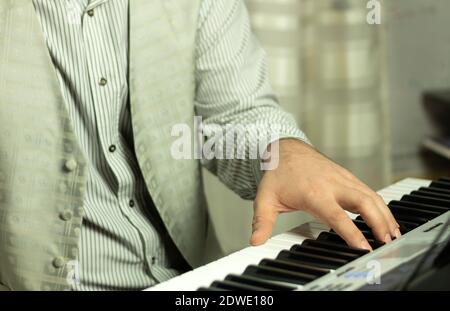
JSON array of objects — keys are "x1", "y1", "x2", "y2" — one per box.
[
  {"x1": 61, "y1": 157, "x2": 77, "y2": 228},
  {"x1": 53, "y1": 257, "x2": 66, "y2": 269},
  {"x1": 99, "y1": 77, "x2": 108, "y2": 86},
  {"x1": 64, "y1": 158, "x2": 78, "y2": 172},
  {"x1": 108, "y1": 145, "x2": 117, "y2": 153},
  {"x1": 81, "y1": 7, "x2": 112, "y2": 142},
  {"x1": 82, "y1": 7, "x2": 119, "y2": 178},
  {"x1": 60, "y1": 210, "x2": 74, "y2": 221}
]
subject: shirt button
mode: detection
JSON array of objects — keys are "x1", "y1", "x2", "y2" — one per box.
[
  {"x1": 99, "y1": 78, "x2": 108, "y2": 86},
  {"x1": 52, "y1": 257, "x2": 66, "y2": 269},
  {"x1": 129, "y1": 199, "x2": 135, "y2": 208},
  {"x1": 60, "y1": 210, "x2": 73, "y2": 222},
  {"x1": 74, "y1": 228, "x2": 81, "y2": 238},
  {"x1": 108, "y1": 145, "x2": 117, "y2": 153},
  {"x1": 64, "y1": 159, "x2": 78, "y2": 172},
  {"x1": 87, "y1": 9, "x2": 94, "y2": 17},
  {"x1": 64, "y1": 143, "x2": 74, "y2": 153},
  {"x1": 76, "y1": 206, "x2": 85, "y2": 217}
]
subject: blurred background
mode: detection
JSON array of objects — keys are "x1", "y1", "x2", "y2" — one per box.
[{"x1": 204, "y1": 0, "x2": 450, "y2": 260}]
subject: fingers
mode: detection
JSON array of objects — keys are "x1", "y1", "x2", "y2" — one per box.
[
  {"x1": 312, "y1": 199, "x2": 372, "y2": 251},
  {"x1": 336, "y1": 187, "x2": 393, "y2": 243},
  {"x1": 250, "y1": 194, "x2": 278, "y2": 246},
  {"x1": 336, "y1": 174, "x2": 401, "y2": 239},
  {"x1": 369, "y1": 192, "x2": 401, "y2": 238}
]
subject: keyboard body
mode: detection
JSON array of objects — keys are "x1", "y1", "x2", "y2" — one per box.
[{"x1": 148, "y1": 178, "x2": 450, "y2": 291}]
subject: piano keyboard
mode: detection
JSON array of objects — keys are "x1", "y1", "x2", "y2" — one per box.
[{"x1": 148, "y1": 177, "x2": 450, "y2": 291}]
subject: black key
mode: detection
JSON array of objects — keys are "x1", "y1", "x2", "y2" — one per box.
[
  {"x1": 331, "y1": 228, "x2": 376, "y2": 241},
  {"x1": 225, "y1": 274, "x2": 296, "y2": 291},
  {"x1": 290, "y1": 244, "x2": 361, "y2": 261},
  {"x1": 411, "y1": 190, "x2": 450, "y2": 202},
  {"x1": 301, "y1": 239, "x2": 370, "y2": 256},
  {"x1": 211, "y1": 280, "x2": 269, "y2": 291},
  {"x1": 388, "y1": 202, "x2": 441, "y2": 219},
  {"x1": 419, "y1": 187, "x2": 450, "y2": 196},
  {"x1": 430, "y1": 181, "x2": 450, "y2": 191},
  {"x1": 387, "y1": 203, "x2": 432, "y2": 223},
  {"x1": 401, "y1": 194, "x2": 450, "y2": 209},
  {"x1": 352, "y1": 219, "x2": 371, "y2": 231},
  {"x1": 389, "y1": 199, "x2": 449, "y2": 214},
  {"x1": 261, "y1": 258, "x2": 330, "y2": 277},
  {"x1": 351, "y1": 219, "x2": 409, "y2": 239},
  {"x1": 353, "y1": 215, "x2": 412, "y2": 235},
  {"x1": 396, "y1": 219, "x2": 420, "y2": 232},
  {"x1": 439, "y1": 177, "x2": 450, "y2": 183},
  {"x1": 317, "y1": 231, "x2": 348, "y2": 244},
  {"x1": 363, "y1": 238, "x2": 386, "y2": 250},
  {"x1": 277, "y1": 249, "x2": 348, "y2": 270},
  {"x1": 361, "y1": 237, "x2": 386, "y2": 249},
  {"x1": 317, "y1": 231, "x2": 385, "y2": 250},
  {"x1": 198, "y1": 286, "x2": 229, "y2": 291},
  {"x1": 243, "y1": 265, "x2": 315, "y2": 285},
  {"x1": 259, "y1": 258, "x2": 329, "y2": 278},
  {"x1": 353, "y1": 215, "x2": 416, "y2": 235},
  {"x1": 389, "y1": 212, "x2": 429, "y2": 226}
]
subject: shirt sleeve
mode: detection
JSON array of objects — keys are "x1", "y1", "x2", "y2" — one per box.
[{"x1": 195, "y1": 0, "x2": 310, "y2": 200}]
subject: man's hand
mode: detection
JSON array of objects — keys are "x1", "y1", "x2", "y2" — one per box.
[{"x1": 251, "y1": 139, "x2": 401, "y2": 251}]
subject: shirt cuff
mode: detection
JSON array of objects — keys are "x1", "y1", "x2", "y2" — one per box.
[{"x1": 251, "y1": 128, "x2": 311, "y2": 188}]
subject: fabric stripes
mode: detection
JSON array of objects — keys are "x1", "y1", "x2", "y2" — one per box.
[
  {"x1": 31, "y1": 0, "x2": 308, "y2": 290},
  {"x1": 33, "y1": 0, "x2": 181, "y2": 290}
]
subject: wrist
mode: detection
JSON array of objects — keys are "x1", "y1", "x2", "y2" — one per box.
[{"x1": 272, "y1": 138, "x2": 316, "y2": 160}]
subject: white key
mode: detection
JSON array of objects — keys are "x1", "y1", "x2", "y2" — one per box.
[
  {"x1": 148, "y1": 178, "x2": 433, "y2": 291},
  {"x1": 148, "y1": 223, "x2": 327, "y2": 291}
]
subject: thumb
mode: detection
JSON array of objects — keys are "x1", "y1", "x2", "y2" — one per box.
[{"x1": 250, "y1": 194, "x2": 278, "y2": 246}]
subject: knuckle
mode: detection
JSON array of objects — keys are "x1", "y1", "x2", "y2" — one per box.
[
  {"x1": 360, "y1": 208, "x2": 385, "y2": 228},
  {"x1": 252, "y1": 215, "x2": 275, "y2": 226},
  {"x1": 374, "y1": 193, "x2": 387, "y2": 205},
  {"x1": 303, "y1": 183, "x2": 325, "y2": 201},
  {"x1": 369, "y1": 212, "x2": 386, "y2": 226},
  {"x1": 375, "y1": 193, "x2": 384, "y2": 201},
  {"x1": 344, "y1": 170, "x2": 356, "y2": 180},
  {"x1": 324, "y1": 174, "x2": 338, "y2": 184},
  {"x1": 341, "y1": 168, "x2": 357, "y2": 180},
  {"x1": 328, "y1": 209, "x2": 348, "y2": 224},
  {"x1": 357, "y1": 195, "x2": 374, "y2": 209}
]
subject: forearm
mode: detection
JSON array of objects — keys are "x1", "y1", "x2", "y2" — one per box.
[
  {"x1": 195, "y1": 0, "x2": 308, "y2": 199},
  {"x1": 201, "y1": 106, "x2": 308, "y2": 200}
]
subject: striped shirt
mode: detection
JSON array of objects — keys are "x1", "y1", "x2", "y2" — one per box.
[
  {"x1": 33, "y1": 0, "x2": 186, "y2": 291},
  {"x1": 31, "y1": 0, "x2": 306, "y2": 290}
]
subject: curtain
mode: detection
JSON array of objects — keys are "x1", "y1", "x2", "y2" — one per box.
[{"x1": 246, "y1": 0, "x2": 392, "y2": 189}]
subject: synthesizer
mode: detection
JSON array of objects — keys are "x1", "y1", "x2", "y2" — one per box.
[{"x1": 148, "y1": 177, "x2": 450, "y2": 291}]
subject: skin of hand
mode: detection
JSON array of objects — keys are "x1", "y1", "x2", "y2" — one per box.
[{"x1": 250, "y1": 139, "x2": 401, "y2": 251}]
